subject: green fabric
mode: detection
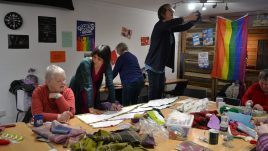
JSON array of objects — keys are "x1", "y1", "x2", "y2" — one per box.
[
  {"x1": 229, "y1": 108, "x2": 239, "y2": 113},
  {"x1": 94, "y1": 129, "x2": 141, "y2": 146},
  {"x1": 71, "y1": 138, "x2": 147, "y2": 151},
  {"x1": 70, "y1": 129, "x2": 148, "y2": 151},
  {"x1": 97, "y1": 142, "x2": 147, "y2": 151},
  {"x1": 70, "y1": 138, "x2": 97, "y2": 151},
  {"x1": 219, "y1": 105, "x2": 239, "y2": 114}
]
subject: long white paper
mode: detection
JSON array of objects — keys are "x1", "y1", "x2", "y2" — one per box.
[
  {"x1": 90, "y1": 120, "x2": 123, "y2": 128},
  {"x1": 130, "y1": 107, "x2": 153, "y2": 113},
  {"x1": 110, "y1": 111, "x2": 144, "y2": 120},
  {"x1": 76, "y1": 104, "x2": 141, "y2": 124},
  {"x1": 154, "y1": 104, "x2": 171, "y2": 109},
  {"x1": 140, "y1": 97, "x2": 177, "y2": 108}
]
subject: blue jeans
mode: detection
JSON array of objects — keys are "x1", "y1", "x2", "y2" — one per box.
[
  {"x1": 147, "y1": 70, "x2": 165, "y2": 100},
  {"x1": 122, "y1": 77, "x2": 144, "y2": 106}
]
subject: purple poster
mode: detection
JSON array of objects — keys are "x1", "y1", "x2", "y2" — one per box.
[{"x1": 77, "y1": 21, "x2": 95, "y2": 51}]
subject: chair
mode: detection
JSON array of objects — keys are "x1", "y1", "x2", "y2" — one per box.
[
  {"x1": 183, "y1": 88, "x2": 207, "y2": 99},
  {"x1": 22, "y1": 107, "x2": 32, "y2": 123},
  {"x1": 9, "y1": 79, "x2": 35, "y2": 122},
  {"x1": 164, "y1": 80, "x2": 188, "y2": 97}
]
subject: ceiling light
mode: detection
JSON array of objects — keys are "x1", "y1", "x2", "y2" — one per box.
[
  {"x1": 188, "y1": 3, "x2": 196, "y2": 10},
  {"x1": 212, "y1": 3, "x2": 217, "y2": 8},
  {"x1": 202, "y1": 3, "x2": 207, "y2": 11},
  {"x1": 225, "y1": 3, "x2": 229, "y2": 10}
]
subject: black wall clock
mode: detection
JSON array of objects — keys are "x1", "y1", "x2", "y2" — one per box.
[{"x1": 4, "y1": 12, "x2": 23, "y2": 30}]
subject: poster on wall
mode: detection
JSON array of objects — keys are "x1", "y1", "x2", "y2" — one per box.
[
  {"x1": 121, "y1": 27, "x2": 132, "y2": 39},
  {"x1": 202, "y1": 28, "x2": 213, "y2": 46},
  {"x1": 141, "y1": 36, "x2": 150, "y2": 46},
  {"x1": 111, "y1": 50, "x2": 117, "y2": 65},
  {"x1": 192, "y1": 33, "x2": 200, "y2": 46},
  {"x1": 77, "y1": 20, "x2": 95, "y2": 51},
  {"x1": 50, "y1": 51, "x2": 66, "y2": 63},
  {"x1": 62, "y1": 31, "x2": 72, "y2": 47},
  {"x1": 198, "y1": 52, "x2": 209, "y2": 68},
  {"x1": 38, "y1": 16, "x2": 56, "y2": 43},
  {"x1": 8, "y1": 35, "x2": 29, "y2": 49}
]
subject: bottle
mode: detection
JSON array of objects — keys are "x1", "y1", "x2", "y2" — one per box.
[
  {"x1": 244, "y1": 100, "x2": 252, "y2": 115},
  {"x1": 220, "y1": 109, "x2": 228, "y2": 132}
]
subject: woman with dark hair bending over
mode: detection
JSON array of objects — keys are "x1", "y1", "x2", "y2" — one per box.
[{"x1": 70, "y1": 45, "x2": 122, "y2": 114}]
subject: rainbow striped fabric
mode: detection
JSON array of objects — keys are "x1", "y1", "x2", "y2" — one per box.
[{"x1": 212, "y1": 15, "x2": 248, "y2": 81}]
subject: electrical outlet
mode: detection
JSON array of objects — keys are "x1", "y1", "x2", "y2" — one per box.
[{"x1": 0, "y1": 110, "x2": 6, "y2": 117}]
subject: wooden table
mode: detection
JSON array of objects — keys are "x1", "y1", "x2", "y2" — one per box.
[
  {"x1": 1, "y1": 122, "x2": 51, "y2": 151},
  {"x1": 2, "y1": 96, "x2": 255, "y2": 151}
]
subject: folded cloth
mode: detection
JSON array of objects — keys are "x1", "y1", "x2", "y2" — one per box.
[
  {"x1": 99, "y1": 102, "x2": 112, "y2": 110},
  {"x1": 32, "y1": 122, "x2": 86, "y2": 144},
  {"x1": 98, "y1": 101, "x2": 121, "y2": 111},
  {"x1": 92, "y1": 129, "x2": 142, "y2": 146},
  {"x1": 88, "y1": 129, "x2": 155, "y2": 148},
  {"x1": 97, "y1": 142, "x2": 147, "y2": 151},
  {"x1": 229, "y1": 121, "x2": 248, "y2": 137},
  {"x1": 71, "y1": 138, "x2": 148, "y2": 151},
  {"x1": 190, "y1": 110, "x2": 218, "y2": 130},
  {"x1": 71, "y1": 129, "x2": 149, "y2": 151},
  {"x1": 51, "y1": 120, "x2": 71, "y2": 134},
  {"x1": 140, "y1": 134, "x2": 155, "y2": 149}
]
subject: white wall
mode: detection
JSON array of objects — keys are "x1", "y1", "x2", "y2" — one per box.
[{"x1": 0, "y1": 0, "x2": 178, "y2": 123}]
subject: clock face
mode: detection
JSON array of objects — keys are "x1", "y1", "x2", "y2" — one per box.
[{"x1": 4, "y1": 12, "x2": 23, "y2": 30}]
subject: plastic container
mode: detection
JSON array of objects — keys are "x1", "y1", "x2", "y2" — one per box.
[
  {"x1": 216, "y1": 97, "x2": 224, "y2": 108},
  {"x1": 165, "y1": 111, "x2": 194, "y2": 140}
]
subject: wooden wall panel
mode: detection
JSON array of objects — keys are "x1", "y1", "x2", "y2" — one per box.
[
  {"x1": 247, "y1": 28, "x2": 268, "y2": 69},
  {"x1": 180, "y1": 24, "x2": 268, "y2": 99}
]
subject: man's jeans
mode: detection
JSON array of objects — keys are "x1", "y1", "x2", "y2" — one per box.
[
  {"x1": 122, "y1": 77, "x2": 144, "y2": 106},
  {"x1": 147, "y1": 70, "x2": 165, "y2": 100}
]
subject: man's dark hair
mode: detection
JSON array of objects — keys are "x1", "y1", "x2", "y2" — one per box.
[
  {"x1": 259, "y1": 69, "x2": 268, "y2": 81},
  {"x1": 91, "y1": 45, "x2": 111, "y2": 65},
  {"x1": 158, "y1": 4, "x2": 170, "y2": 20}
]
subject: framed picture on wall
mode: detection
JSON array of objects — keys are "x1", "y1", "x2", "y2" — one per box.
[
  {"x1": 38, "y1": 16, "x2": 56, "y2": 43},
  {"x1": 8, "y1": 34, "x2": 29, "y2": 49}
]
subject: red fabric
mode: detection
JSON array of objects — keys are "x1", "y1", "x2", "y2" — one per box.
[
  {"x1": 190, "y1": 110, "x2": 218, "y2": 130},
  {"x1": 229, "y1": 121, "x2": 248, "y2": 137},
  {"x1": 241, "y1": 82, "x2": 268, "y2": 111},
  {"x1": 91, "y1": 65, "x2": 104, "y2": 103},
  {"x1": 81, "y1": 90, "x2": 88, "y2": 113},
  {"x1": 31, "y1": 85, "x2": 75, "y2": 121}
]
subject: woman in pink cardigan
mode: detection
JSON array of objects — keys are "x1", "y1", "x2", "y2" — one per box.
[{"x1": 32, "y1": 65, "x2": 75, "y2": 122}]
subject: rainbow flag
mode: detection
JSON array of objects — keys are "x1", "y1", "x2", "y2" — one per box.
[{"x1": 211, "y1": 15, "x2": 248, "y2": 81}]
